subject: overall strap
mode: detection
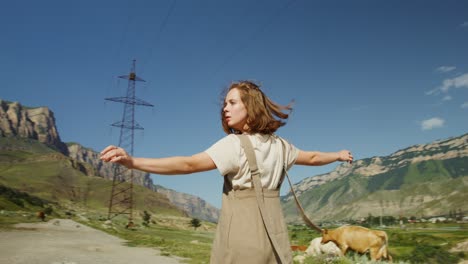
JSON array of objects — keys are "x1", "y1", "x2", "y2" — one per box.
[
  {"x1": 237, "y1": 134, "x2": 288, "y2": 264},
  {"x1": 278, "y1": 139, "x2": 323, "y2": 233}
]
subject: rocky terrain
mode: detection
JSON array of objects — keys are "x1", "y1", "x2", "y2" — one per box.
[
  {"x1": 67, "y1": 143, "x2": 155, "y2": 190},
  {"x1": 285, "y1": 134, "x2": 468, "y2": 200},
  {"x1": 155, "y1": 185, "x2": 219, "y2": 223},
  {"x1": 0, "y1": 98, "x2": 219, "y2": 222},
  {"x1": 0, "y1": 99, "x2": 68, "y2": 154},
  {"x1": 282, "y1": 133, "x2": 468, "y2": 222}
]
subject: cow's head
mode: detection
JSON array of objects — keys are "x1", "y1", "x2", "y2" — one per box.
[{"x1": 321, "y1": 229, "x2": 330, "y2": 244}]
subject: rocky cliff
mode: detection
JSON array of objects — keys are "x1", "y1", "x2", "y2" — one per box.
[
  {"x1": 0, "y1": 98, "x2": 219, "y2": 222},
  {"x1": 154, "y1": 185, "x2": 220, "y2": 223},
  {"x1": 67, "y1": 143, "x2": 220, "y2": 221},
  {"x1": 284, "y1": 134, "x2": 468, "y2": 200},
  {"x1": 0, "y1": 99, "x2": 68, "y2": 154},
  {"x1": 67, "y1": 143, "x2": 155, "y2": 190}
]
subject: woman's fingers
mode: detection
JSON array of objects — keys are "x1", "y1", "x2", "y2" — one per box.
[
  {"x1": 100, "y1": 146, "x2": 121, "y2": 162},
  {"x1": 100, "y1": 145, "x2": 118, "y2": 155},
  {"x1": 110, "y1": 155, "x2": 122, "y2": 163},
  {"x1": 99, "y1": 146, "x2": 132, "y2": 168},
  {"x1": 339, "y1": 150, "x2": 353, "y2": 164}
]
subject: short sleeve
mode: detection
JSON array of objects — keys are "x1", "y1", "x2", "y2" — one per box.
[
  {"x1": 205, "y1": 135, "x2": 240, "y2": 176},
  {"x1": 279, "y1": 137, "x2": 299, "y2": 170}
]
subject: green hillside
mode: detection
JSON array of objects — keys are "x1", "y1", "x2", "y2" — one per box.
[
  {"x1": 283, "y1": 156, "x2": 468, "y2": 222},
  {"x1": 0, "y1": 137, "x2": 184, "y2": 218},
  {"x1": 367, "y1": 158, "x2": 465, "y2": 192}
]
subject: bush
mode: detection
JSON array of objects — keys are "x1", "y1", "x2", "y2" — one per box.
[
  {"x1": 0, "y1": 185, "x2": 46, "y2": 207},
  {"x1": 405, "y1": 244, "x2": 459, "y2": 264},
  {"x1": 10, "y1": 197, "x2": 24, "y2": 207},
  {"x1": 44, "y1": 206, "x2": 53, "y2": 215},
  {"x1": 142, "y1": 210, "x2": 151, "y2": 226},
  {"x1": 190, "y1": 218, "x2": 201, "y2": 230}
]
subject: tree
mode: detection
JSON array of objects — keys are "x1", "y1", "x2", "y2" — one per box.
[
  {"x1": 142, "y1": 210, "x2": 151, "y2": 226},
  {"x1": 190, "y1": 218, "x2": 201, "y2": 230},
  {"x1": 382, "y1": 215, "x2": 396, "y2": 226},
  {"x1": 457, "y1": 209, "x2": 465, "y2": 221}
]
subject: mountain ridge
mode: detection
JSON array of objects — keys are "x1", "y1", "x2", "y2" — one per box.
[
  {"x1": 281, "y1": 133, "x2": 468, "y2": 222},
  {"x1": 0, "y1": 98, "x2": 219, "y2": 222}
]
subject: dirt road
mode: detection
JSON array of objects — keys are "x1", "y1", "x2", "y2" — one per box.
[{"x1": 0, "y1": 219, "x2": 182, "y2": 264}]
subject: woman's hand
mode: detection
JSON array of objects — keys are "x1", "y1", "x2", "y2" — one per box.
[
  {"x1": 100, "y1": 145, "x2": 134, "y2": 168},
  {"x1": 337, "y1": 150, "x2": 353, "y2": 164}
]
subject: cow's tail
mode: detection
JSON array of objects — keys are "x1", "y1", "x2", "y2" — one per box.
[{"x1": 377, "y1": 232, "x2": 392, "y2": 262}]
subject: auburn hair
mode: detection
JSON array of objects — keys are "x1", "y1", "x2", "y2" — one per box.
[{"x1": 221, "y1": 81, "x2": 293, "y2": 134}]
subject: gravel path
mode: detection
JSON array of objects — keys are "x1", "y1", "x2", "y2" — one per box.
[{"x1": 0, "y1": 219, "x2": 182, "y2": 264}]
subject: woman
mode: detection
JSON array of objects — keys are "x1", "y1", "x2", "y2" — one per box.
[{"x1": 100, "y1": 81, "x2": 353, "y2": 263}]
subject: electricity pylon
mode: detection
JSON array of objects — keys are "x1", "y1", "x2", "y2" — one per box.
[{"x1": 106, "y1": 59, "x2": 153, "y2": 224}]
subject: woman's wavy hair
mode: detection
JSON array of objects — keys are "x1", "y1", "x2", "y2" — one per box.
[{"x1": 221, "y1": 80, "x2": 293, "y2": 135}]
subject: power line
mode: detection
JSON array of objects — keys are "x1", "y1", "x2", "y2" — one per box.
[
  {"x1": 105, "y1": 0, "x2": 135, "y2": 101},
  {"x1": 141, "y1": 0, "x2": 178, "y2": 75},
  {"x1": 208, "y1": 0, "x2": 299, "y2": 80}
]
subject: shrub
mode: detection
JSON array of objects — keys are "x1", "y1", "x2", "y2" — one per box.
[
  {"x1": 405, "y1": 244, "x2": 459, "y2": 264},
  {"x1": 190, "y1": 218, "x2": 201, "y2": 230},
  {"x1": 44, "y1": 206, "x2": 53, "y2": 215},
  {"x1": 0, "y1": 185, "x2": 46, "y2": 207},
  {"x1": 142, "y1": 210, "x2": 151, "y2": 227},
  {"x1": 10, "y1": 197, "x2": 24, "y2": 207}
]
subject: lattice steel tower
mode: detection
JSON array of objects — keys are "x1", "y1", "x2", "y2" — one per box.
[{"x1": 106, "y1": 59, "x2": 153, "y2": 223}]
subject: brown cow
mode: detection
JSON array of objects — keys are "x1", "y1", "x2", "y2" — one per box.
[
  {"x1": 321, "y1": 225, "x2": 392, "y2": 261},
  {"x1": 37, "y1": 211, "x2": 46, "y2": 222},
  {"x1": 290, "y1": 245, "x2": 308, "y2": 252}
]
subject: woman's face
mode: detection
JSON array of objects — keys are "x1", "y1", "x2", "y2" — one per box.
[{"x1": 223, "y1": 88, "x2": 248, "y2": 132}]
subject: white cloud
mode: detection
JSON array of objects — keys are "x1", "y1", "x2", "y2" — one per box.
[
  {"x1": 442, "y1": 95, "x2": 452, "y2": 101},
  {"x1": 436, "y1": 66, "x2": 456, "y2": 73},
  {"x1": 421, "y1": 117, "x2": 445, "y2": 131},
  {"x1": 425, "y1": 88, "x2": 438, "y2": 96},
  {"x1": 462, "y1": 102, "x2": 468, "y2": 109},
  {"x1": 461, "y1": 21, "x2": 468, "y2": 27},
  {"x1": 429, "y1": 73, "x2": 468, "y2": 94}
]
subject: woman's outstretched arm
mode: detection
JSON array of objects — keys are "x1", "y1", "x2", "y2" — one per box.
[
  {"x1": 100, "y1": 145, "x2": 216, "y2": 175},
  {"x1": 295, "y1": 149, "x2": 353, "y2": 166}
]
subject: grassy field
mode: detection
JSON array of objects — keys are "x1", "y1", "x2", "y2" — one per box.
[
  {"x1": 1, "y1": 208, "x2": 466, "y2": 264},
  {"x1": 289, "y1": 223, "x2": 468, "y2": 264},
  {"x1": 81, "y1": 214, "x2": 216, "y2": 264}
]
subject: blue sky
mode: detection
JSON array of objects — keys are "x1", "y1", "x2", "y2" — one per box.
[{"x1": 1, "y1": 0, "x2": 467, "y2": 209}]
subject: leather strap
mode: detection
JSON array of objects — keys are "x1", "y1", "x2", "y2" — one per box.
[
  {"x1": 279, "y1": 139, "x2": 323, "y2": 233},
  {"x1": 237, "y1": 135, "x2": 288, "y2": 263},
  {"x1": 283, "y1": 170, "x2": 323, "y2": 233}
]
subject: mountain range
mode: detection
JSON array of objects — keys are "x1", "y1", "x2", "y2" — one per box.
[
  {"x1": 281, "y1": 133, "x2": 468, "y2": 222},
  {"x1": 0, "y1": 98, "x2": 219, "y2": 222},
  {"x1": 1, "y1": 98, "x2": 466, "y2": 224}
]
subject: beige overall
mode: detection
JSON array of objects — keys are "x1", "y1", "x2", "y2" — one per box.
[{"x1": 210, "y1": 135, "x2": 292, "y2": 264}]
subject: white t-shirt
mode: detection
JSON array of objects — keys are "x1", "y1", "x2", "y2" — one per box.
[{"x1": 205, "y1": 133, "x2": 299, "y2": 190}]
